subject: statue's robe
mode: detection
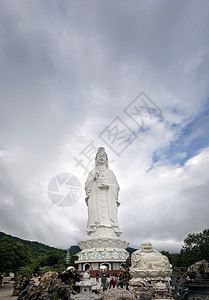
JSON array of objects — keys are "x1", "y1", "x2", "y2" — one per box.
[{"x1": 85, "y1": 167, "x2": 121, "y2": 239}]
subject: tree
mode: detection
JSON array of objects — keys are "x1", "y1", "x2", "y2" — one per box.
[
  {"x1": 36, "y1": 250, "x2": 66, "y2": 267},
  {"x1": 70, "y1": 255, "x2": 78, "y2": 268},
  {"x1": 161, "y1": 251, "x2": 182, "y2": 268},
  {"x1": 179, "y1": 229, "x2": 209, "y2": 267},
  {"x1": 0, "y1": 237, "x2": 31, "y2": 273}
]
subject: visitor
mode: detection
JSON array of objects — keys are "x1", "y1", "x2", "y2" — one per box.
[
  {"x1": 112, "y1": 276, "x2": 117, "y2": 288},
  {"x1": 117, "y1": 274, "x2": 123, "y2": 288},
  {"x1": 29, "y1": 279, "x2": 35, "y2": 287},
  {"x1": 17, "y1": 276, "x2": 29, "y2": 292},
  {"x1": 109, "y1": 276, "x2": 115, "y2": 288},
  {"x1": 105, "y1": 278, "x2": 109, "y2": 290},
  {"x1": 96, "y1": 272, "x2": 99, "y2": 283},
  {"x1": 101, "y1": 275, "x2": 107, "y2": 291}
]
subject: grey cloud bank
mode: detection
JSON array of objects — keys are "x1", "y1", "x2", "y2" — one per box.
[{"x1": 0, "y1": 0, "x2": 209, "y2": 252}]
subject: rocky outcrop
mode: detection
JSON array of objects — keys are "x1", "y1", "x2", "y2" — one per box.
[
  {"x1": 129, "y1": 278, "x2": 173, "y2": 299},
  {"x1": 187, "y1": 260, "x2": 209, "y2": 280},
  {"x1": 17, "y1": 272, "x2": 72, "y2": 300}
]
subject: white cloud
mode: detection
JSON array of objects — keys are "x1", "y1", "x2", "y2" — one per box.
[{"x1": 0, "y1": 0, "x2": 209, "y2": 252}]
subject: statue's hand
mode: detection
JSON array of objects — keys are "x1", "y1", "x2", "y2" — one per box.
[
  {"x1": 86, "y1": 189, "x2": 91, "y2": 198},
  {"x1": 93, "y1": 172, "x2": 99, "y2": 181},
  {"x1": 99, "y1": 184, "x2": 109, "y2": 189}
]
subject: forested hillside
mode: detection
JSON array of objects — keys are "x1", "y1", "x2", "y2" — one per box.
[
  {"x1": 0, "y1": 232, "x2": 65, "y2": 258},
  {"x1": 0, "y1": 232, "x2": 67, "y2": 274}
]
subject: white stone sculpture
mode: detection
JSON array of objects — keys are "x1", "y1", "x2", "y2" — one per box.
[
  {"x1": 130, "y1": 242, "x2": 172, "y2": 281},
  {"x1": 71, "y1": 272, "x2": 103, "y2": 300},
  {"x1": 76, "y1": 147, "x2": 129, "y2": 272},
  {"x1": 85, "y1": 147, "x2": 122, "y2": 239},
  {"x1": 77, "y1": 247, "x2": 128, "y2": 261}
]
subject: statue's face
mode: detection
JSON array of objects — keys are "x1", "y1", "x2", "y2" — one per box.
[
  {"x1": 141, "y1": 242, "x2": 153, "y2": 252},
  {"x1": 96, "y1": 151, "x2": 107, "y2": 164}
]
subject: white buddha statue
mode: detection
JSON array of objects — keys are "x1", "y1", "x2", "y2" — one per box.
[
  {"x1": 130, "y1": 242, "x2": 172, "y2": 280},
  {"x1": 85, "y1": 147, "x2": 122, "y2": 239}
]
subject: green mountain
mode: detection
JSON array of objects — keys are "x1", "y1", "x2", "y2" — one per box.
[
  {"x1": 126, "y1": 247, "x2": 137, "y2": 253},
  {"x1": 0, "y1": 232, "x2": 66, "y2": 258},
  {"x1": 69, "y1": 245, "x2": 81, "y2": 255},
  {"x1": 0, "y1": 232, "x2": 136, "y2": 259}
]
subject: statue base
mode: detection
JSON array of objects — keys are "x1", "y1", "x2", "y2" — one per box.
[
  {"x1": 78, "y1": 238, "x2": 128, "y2": 250},
  {"x1": 129, "y1": 277, "x2": 173, "y2": 299},
  {"x1": 75, "y1": 238, "x2": 129, "y2": 274}
]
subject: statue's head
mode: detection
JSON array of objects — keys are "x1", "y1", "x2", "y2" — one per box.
[
  {"x1": 95, "y1": 147, "x2": 108, "y2": 167},
  {"x1": 140, "y1": 242, "x2": 153, "y2": 253}
]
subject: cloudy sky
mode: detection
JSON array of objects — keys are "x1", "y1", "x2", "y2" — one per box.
[{"x1": 0, "y1": 0, "x2": 209, "y2": 253}]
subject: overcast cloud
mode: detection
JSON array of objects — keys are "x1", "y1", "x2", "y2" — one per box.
[{"x1": 0, "y1": 0, "x2": 209, "y2": 253}]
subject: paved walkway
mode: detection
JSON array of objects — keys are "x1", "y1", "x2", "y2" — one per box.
[{"x1": 0, "y1": 277, "x2": 17, "y2": 300}]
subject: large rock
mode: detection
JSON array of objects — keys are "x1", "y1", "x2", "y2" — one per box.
[
  {"x1": 184, "y1": 261, "x2": 209, "y2": 300},
  {"x1": 17, "y1": 271, "x2": 72, "y2": 300},
  {"x1": 187, "y1": 260, "x2": 209, "y2": 280}
]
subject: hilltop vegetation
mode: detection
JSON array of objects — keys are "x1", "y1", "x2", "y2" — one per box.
[
  {"x1": 0, "y1": 229, "x2": 208, "y2": 276},
  {"x1": 0, "y1": 232, "x2": 67, "y2": 276},
  {"x1": 0, "y1": 232, "x2": 65, "y2": 258}
]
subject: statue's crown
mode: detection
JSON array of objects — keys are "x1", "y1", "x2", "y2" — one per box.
[
  {"x1": 95, "y1": 147, "x2": 108, "y2": 164},
  {"x1": 97, "y1": 147, "x2": 105, "y2": 153}
]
